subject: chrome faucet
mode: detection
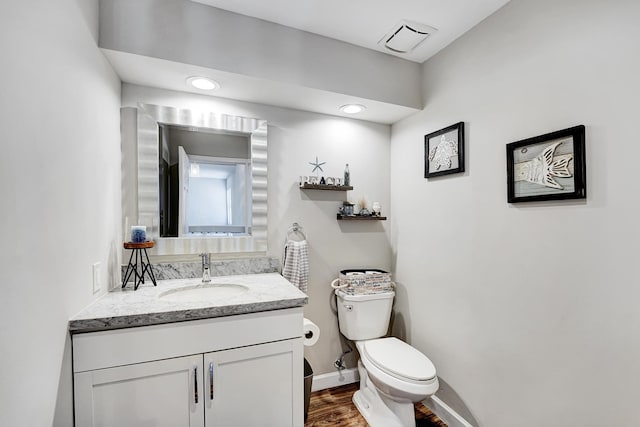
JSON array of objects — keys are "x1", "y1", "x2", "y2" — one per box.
[{"x1": 200, "y1": 253, "x2": 211, "y2": 283}]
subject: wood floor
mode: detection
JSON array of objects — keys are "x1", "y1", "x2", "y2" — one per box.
[{"x1": 305, "y1": 383, "x2": 447, "y2": 427}]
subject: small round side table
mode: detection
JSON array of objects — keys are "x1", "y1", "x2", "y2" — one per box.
[{"x1": 122, "y1": 241, "x2": 157, "y2": 290}]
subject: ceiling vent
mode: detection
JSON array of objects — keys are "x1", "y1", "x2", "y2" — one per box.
[{"x1": 378, "y1": 20, "x2": 437, "y2": 54}]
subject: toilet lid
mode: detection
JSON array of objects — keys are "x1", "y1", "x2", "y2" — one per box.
[{"x1": 362, "y1": 337, "x2": 436, "y2": 381}]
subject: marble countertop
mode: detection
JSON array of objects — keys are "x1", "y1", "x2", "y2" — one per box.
[{"x1": 69, "y1": 273, "x2": 308, "y2": 333}]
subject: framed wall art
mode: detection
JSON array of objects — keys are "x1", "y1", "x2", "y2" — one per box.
[
  {"x1": 424, "y1": 122, "x2": 465, "y2": 178},
  {"x1": 506, "y1": 125, "x2": 586, "y2": 203}
]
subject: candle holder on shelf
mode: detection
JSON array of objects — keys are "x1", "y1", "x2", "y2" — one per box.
[{"x1": 130, "y1": 225, "x2": 147, "y2": 243}]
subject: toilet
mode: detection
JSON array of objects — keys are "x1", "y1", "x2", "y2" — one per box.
[{"x1": 336, "y1": 289, "x2": 439, "y2": 427}]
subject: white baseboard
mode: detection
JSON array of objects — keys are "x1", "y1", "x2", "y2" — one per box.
[
  {"x1": 423, "y1": 395, "x2": 475, "y2": 427},
  {"x1": 311, "y1": 368, "x2": 359, "y2": 392}
]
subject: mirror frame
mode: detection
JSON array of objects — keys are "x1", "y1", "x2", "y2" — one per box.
[{"x1": 135, "y1": 103, "x2": 267, "y2": 255}]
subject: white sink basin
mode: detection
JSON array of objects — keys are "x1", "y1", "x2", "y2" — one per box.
[{"x1": 159, "y1": 283, "x2": 249, "y2": 303}]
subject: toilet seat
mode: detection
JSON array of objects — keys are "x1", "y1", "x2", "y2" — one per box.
[
  {"x1": 356, "y1": 339, "x2": 439, "y2": 403},
  {"x1": 361, "y1": 337, "x2": 436, "y2": 382}
]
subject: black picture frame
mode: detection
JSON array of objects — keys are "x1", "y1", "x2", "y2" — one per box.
[
  {"x1": 424, "y1": 122, "x2": 465, "y2": 178},
  {"x1": 506, "y1": 125, "x2": 586, "y2": 203}
]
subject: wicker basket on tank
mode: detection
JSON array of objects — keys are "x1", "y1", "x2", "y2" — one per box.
[{"x1": 333, "y1": 269, "x2": 393, "y2": 295}]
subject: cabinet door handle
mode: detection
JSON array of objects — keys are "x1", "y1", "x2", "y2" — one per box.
[
  {"x1": 209, "y1": 362, "x2": 214, "y2": 400},
  {"x1": 194, "y1": 366, "x2": 199, "y2": 404}
]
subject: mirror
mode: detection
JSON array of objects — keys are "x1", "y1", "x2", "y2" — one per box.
[
  {"x1": 128, "y1": 103, "x2": 268, "y2": 255},
  {"x1": 158, "y1": 124, "x2": 251, "y2": 237}
]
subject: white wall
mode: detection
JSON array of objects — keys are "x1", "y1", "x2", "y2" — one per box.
[
  {"x1": 0, "y1": 1, "x2": 121, "y2": 425},
  {"x1": 122, "y1": 83, "x2": 392, "y2": 376},
  {"x1": 390, "y1": 0, "x2": 640, "y2": 426}
]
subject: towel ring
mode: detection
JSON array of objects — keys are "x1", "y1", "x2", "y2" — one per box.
[{"x1": 286, "y1": 222, "x2": 307, "y2": 241}]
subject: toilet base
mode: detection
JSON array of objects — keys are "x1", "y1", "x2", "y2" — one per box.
[{"x1": 352, "y1": 361, "x2": 417, "y2": 427}]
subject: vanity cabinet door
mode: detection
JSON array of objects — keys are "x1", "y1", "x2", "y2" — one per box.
[
  {"x1": 74, "y1": 354, "x2": 204, "y2": 427},
  {"x1": 205, "y1": 339, "x2": 303, "y2": 427}
]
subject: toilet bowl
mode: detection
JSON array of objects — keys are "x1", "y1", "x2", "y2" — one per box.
[
  {"x1": 352, "y1": 338, "x2": 439, "y2": 427},
  {"x1": 358, "y1": 338, "x2": 438, "y2": 401},
  {"x1": 335, "y1": 289, "x2": 439, "y2": 427}
]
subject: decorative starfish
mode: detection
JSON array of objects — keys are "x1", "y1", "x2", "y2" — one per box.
[{"x1": 309, "y1": 156, "x2": 326, "y2": 173}]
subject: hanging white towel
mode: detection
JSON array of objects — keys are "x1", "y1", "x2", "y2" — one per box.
[{"x1": 282, "y1": 239, "x2": 309, "y2": 294}]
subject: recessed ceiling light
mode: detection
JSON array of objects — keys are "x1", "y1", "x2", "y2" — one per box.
[
  {"x1": 186, "y1": 76, "x2": 219, "y2": 91},
  {"x1": 339, "y1": 104, "x2": 366, "y2": 114}
]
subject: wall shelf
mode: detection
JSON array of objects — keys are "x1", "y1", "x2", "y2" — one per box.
[
  {"x1": 300, "y1": 184, "x2": 353, "y2": 191},
  {"x1": 337, "y1": 214, "x2": 387, "y2": 221}
]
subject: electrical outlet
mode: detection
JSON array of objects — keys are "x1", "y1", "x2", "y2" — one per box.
[{"x1": 92, "y1": 262, "x2": 102, "y2": 294}]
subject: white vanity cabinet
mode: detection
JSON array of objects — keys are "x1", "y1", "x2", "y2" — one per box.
[
  {"x1": 74, "y1": 354, "x2": 205, "y2": 427},
  {"x1": 204, "y1": 340, "x2": 299, "y2": 427},
  {"x1": 72, "y1": 308, "x2": 303, "y2": 427}
]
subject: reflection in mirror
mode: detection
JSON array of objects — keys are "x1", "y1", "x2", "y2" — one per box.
[
  {"x1": 128, "y1": 103, "x2": 267, "y2": 255},
  {"x1": 158, "y1": 124, "x2": 251, "y2": 237}
]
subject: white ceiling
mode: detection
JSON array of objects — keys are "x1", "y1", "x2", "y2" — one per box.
[
  {"x1": 190, "y1": 0, "x2": 510, "y2": 63},
  {"x1": 105, "y1": 0, "x2": 511, "y2": 123}
]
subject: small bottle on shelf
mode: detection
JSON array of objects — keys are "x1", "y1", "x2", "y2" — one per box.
[{"x1": 344, "y1": 163, "x2": 350, "y2": 186}]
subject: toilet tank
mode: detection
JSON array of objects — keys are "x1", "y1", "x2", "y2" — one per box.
[{"x1": 335, "y1": 290, "x2": 394, "y2": 341}]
